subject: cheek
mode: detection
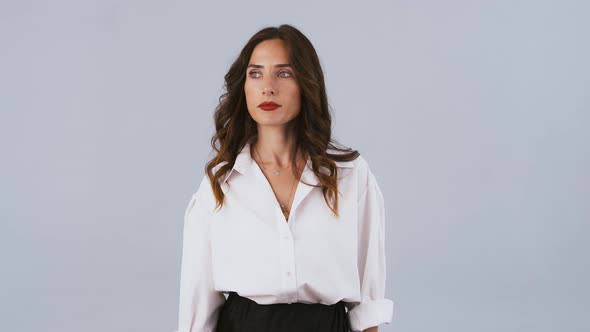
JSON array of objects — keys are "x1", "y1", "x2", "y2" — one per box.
[
  {"x1": 281, "y1": 81, "x2": 299, "y2": 97},
  {"x1": 244, "y1": 81, "x2": 257, "y2": 99},
  {"x1": 290, "y1": 86, "x2": 301, "y2": 105}
]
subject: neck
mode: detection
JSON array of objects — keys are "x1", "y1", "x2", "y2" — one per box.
[{"x1": 252, "y1": 126, "x2": 301, "y2": 169}]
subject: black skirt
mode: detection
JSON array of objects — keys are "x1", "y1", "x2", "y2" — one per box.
[{"x1": 216, "y1": 291, "x2": 352, "y2": 332}]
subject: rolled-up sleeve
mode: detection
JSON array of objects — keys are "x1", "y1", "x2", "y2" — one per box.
[
  {"x1": 175, "y1": 187, "x2": 226, "y2": 332},
  {"x1": 346, "y1": 169, "x2": 394, "y2": 331}
]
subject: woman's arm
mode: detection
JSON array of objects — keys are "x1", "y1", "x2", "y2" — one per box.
[
  {"x1": 177, "y1": 185, "x2": 226, "y2": 332},
  {"x1": 345, "y1": 161, "x2": 394, "y2": 332}
]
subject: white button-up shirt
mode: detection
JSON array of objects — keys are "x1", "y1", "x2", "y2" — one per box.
[{"x1": 176, "y1": 141, "x2": 394, "y2": 332}]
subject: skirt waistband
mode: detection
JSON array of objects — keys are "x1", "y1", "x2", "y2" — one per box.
[{"x1": 216, "y1": 291, "x2": 351, "y2": 332}]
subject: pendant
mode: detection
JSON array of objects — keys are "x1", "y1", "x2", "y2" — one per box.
[{"x1": 274, "y1": 170, "x2": 280, "y2": 176}]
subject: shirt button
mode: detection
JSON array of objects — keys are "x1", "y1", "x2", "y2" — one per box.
[{"x1": 286, "y1": 271, "x2": 292, "y2": 277}]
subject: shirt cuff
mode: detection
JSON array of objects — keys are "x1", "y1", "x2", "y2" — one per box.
[{"x1": 347, "y1": 298, "x2": 394, "y2": 331}]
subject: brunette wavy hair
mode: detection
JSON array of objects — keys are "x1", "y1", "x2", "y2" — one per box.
[{"x1": 205, "y1": 24, "x2": 360, "y2": 216}]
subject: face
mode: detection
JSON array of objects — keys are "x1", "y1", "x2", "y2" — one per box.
[{"x1": 244, "y1": 39, "x2": 301, "y2": 128}]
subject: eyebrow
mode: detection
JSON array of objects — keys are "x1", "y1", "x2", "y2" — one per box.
[{"x1": 247, "y1": 63, "x2": 292, "y2": 69}]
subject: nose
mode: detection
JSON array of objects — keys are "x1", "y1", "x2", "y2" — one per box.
[{"x1": 262, "y1": 87, "x2": 275, "y2": 95}]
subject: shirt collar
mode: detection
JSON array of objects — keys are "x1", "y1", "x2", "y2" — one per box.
[{"x1": 221, "y1": 140, "x2": 355, "y2": 185}]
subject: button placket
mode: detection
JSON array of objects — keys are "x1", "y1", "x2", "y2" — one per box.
[{"x1": 278, "y1": 220, "x2": 297, "y2": 303}]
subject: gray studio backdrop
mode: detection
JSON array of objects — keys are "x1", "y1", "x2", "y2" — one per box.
[{"x1": 1, "y1": 0, "x2": 588, "y2": 331}]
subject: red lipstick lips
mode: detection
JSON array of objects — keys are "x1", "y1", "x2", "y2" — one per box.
[{"x1": 258, "y1": 101, "x2": 281, "y2": 111}]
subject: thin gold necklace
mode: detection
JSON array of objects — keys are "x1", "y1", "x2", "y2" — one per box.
[
  {"x1": 254, "y1": 145, "x2": 297, "y2": 220},
  {"x1": 254, "y1": 148, "x2": 292, "y2": 176}
]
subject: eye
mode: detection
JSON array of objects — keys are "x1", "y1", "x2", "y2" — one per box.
[
  {"x1": 278, "y1": 71, "x2": 292, "y2": 78},
  {"x1": 249, "y1": 71, "x2": 261, "y2": 78}
]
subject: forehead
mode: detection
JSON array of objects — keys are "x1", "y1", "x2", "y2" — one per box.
[{"x1": 249, "y1": 39, "x2": 290, "y2": 63}]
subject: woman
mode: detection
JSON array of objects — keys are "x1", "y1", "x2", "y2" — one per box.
[{"x1": 176, "y1": 24, "x2": 393, "y2": 332}]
